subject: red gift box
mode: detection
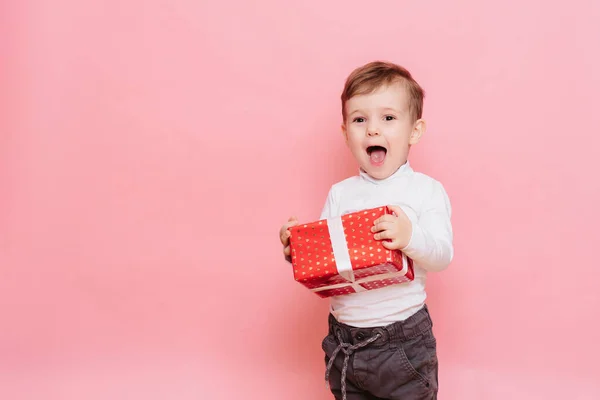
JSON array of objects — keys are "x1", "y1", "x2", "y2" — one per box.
[{"x1": 289, "y1": 206, "x2": 414, "y2": 298}]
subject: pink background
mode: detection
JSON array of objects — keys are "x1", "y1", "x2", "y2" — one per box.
[{"x1": 2, "y1": 1, "x2": 600, "y2": 399}]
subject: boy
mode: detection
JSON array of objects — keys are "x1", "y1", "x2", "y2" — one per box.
[{"x1": 279, "y1": 61, "x2": 453, "y2": 400}]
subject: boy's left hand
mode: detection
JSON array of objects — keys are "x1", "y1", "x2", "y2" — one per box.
[{"x1": 371, "y1": 205, "x2": 412, "y2": 250}]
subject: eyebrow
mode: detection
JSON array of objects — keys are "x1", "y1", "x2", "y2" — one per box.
[{"x1": 348, "y1": 107, "x2": 403, "y2": 116}]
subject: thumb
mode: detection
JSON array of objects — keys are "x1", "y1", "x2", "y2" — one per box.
[{"x1": 387, "y1": 205, "x2": 405, "y2": 217}]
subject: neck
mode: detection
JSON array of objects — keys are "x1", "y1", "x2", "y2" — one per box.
[{"x1": 359, "y1": 161, "x2": 411, "y2": 183}]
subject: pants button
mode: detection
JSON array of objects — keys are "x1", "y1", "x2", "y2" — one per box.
[{"x1": 356, "y1": 332, "x2": 366, "y2": 341}]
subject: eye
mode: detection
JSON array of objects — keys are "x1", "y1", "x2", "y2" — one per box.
[
  {"x1": 384, "y1": 115, "x2": 396, "y2": 121},
  {"x1": 353, "y1": 117, "x2": 365, "y2": 123}
]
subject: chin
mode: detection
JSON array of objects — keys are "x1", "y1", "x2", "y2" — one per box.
[
  {"x1": 364, "y1": 168, "x2": 392, "y2": 180},
  {"x1": 374, "y1": 172, "x2": 393, "y2": 180}
]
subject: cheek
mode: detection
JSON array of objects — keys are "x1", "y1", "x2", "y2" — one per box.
[
  {"x1": 346, "y1": 131, "x2": 363, "y2": 147},
  {"x1": 349, "y1": 140, "x2": 363, "y2": 153},
  {"x1": 385, "y1": 128, "x2": 412, "y2": 144}
]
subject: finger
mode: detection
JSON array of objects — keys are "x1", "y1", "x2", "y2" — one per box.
[
  {"x1": 374, "y1": 229, "x2": 393, "y2": 240},
  {"x1": 283, "y1": 245, "x2": 291, "y2": 257},
  {"x1": 283, "y1": 218, "x2": 298, "y2": 228},
  {"x1": 281, "y1": 216, "x2": 298, "y2": 229},
  {"x1": 279, "y1": 227, "x2": 287, "y2": 243},
  {"x1": 280, "y1": 217, "x2": 299, "y2": 243},
  {"x1": 381, "y1": 240, "x2": 399, "y2": 250},
  {"x1": 373, "y1": 214, "x2": 396, "y2": 225},
  {"x1": 280, "y1": 226, "x2": 292, "y2": 244},
  {"x1": 286, "y1": 216, "x2": 299, "y2": 228},
  {"x1": 279, "y1": 225, "x2": 286, "y2": 238},
  {"x1": 371, "y1": 221, "x2": 395, "y2": 233},
  {"x1": 284, "y1": 218, "x2": 300, "y2": 232},
  {"x1": 283, "y1": 247, "x2": 292, "y2": 263}
]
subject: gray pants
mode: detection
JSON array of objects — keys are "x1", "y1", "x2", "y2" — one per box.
[{"x1": 322, "y1": 305, "x2": 438, "y2": 400}]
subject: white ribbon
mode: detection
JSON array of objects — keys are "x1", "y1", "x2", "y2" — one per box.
[
  {"x1": 327, "y1": 216, "x2": 355, "y2": 282},
  {"x1": 326, "y1": 216, "x2": 365, "y2": 292}
]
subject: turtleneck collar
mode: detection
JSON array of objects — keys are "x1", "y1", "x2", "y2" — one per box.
[{"x1": 359, "y1": 161, "x2": 413, "y2": 184}]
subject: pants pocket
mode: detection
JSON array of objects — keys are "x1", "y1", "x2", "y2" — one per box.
[
  {"x1": 394, "y1": 331, "x2": 437, "y2": 390},
  {"x1": 322, "y1": 333, "x2": 336, "y2": 354}
]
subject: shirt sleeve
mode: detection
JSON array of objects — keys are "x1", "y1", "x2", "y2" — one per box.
[
  {"x1": 400, "y1": 180, "x2": 454, "y2": 272},
  {"x1": 319, "y1": 187, "x2": 336, "y2": 220}
]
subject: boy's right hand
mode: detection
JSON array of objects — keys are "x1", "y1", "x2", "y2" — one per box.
[{"x1": 279, "y1": 216, "x2": 299, "y2": 262}]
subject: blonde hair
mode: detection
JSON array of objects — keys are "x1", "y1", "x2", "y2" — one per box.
[{"x1": 341, "y1": 61, "x2": 425, "y2": 122}]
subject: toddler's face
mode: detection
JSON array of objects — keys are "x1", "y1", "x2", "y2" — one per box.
[{"x1": 342, "y1": 83, "x2": 425, "y2": 180}]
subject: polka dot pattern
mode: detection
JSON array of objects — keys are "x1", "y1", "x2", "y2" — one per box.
[
  {"x1": 289, "y1": 206, "x2": 414, "y2": 297},
  {"x1": 359, "y1": 260, "x2": 415, "y2": 292},
  {"x1": 289, "y1": 219, "x2": 338, "y2": 290}
]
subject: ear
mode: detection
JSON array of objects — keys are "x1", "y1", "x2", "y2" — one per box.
[
  {"x1": 409, "y1": 119, "x2": 426, "y2": 145},
  {"x1": 341, "y1": 123, "x2": 349, "y2": 144}
]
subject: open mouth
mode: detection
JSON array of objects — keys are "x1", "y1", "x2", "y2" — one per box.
[{"x1": 366, "y1": 145, "x2": 387, "y2": 166}]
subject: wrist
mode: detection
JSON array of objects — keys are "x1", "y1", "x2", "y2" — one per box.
[{"x1": 399, "y1": 224, "x2": 413, "y2": 251}]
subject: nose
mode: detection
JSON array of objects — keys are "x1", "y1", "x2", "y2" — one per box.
[{"x1": 367, "y1": 122, "x2": 379, "y2": 136}]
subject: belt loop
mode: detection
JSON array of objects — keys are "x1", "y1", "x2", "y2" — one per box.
[{"x1": 391, "y1": 319, "x2": 403, "y2": 343}]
